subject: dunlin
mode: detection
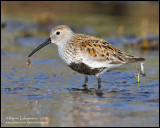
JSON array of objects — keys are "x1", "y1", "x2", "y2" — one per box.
[{"x1": 28, "y1": 25, "x2": 145, "y2": 89}]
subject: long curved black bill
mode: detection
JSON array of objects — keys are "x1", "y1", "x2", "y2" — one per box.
[{"x1": 28, "y1": 38, "x2": 51, "y2": 57}]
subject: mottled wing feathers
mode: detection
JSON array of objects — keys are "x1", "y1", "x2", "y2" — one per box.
[
  {"x1": 74, "y1": 34, "x2": 145, "y2": 64},
  {"x1": 79, "y1": 40, "x2": 126, "y2": 64}
]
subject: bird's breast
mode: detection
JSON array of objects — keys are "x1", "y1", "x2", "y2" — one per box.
[{"x1": 58, "y1": 45, "x2": 80, "y2": 65}]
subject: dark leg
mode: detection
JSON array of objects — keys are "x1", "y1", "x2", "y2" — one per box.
[
  {"x1": 96, "y1": 75, "x2": 103, "y2": 96},
  {"x1": 83, "y1": 75, "x2": 88, "y2": 87},
  {"x1": 97, "y1": 76, "x2": 101, "y2": 89}
]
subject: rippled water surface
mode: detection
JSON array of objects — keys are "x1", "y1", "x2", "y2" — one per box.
[
  {"x1": 1, "y1": 47, "x2": 159, "y2": 127},
  {"x1": 1, "y1": 2, "x2": 159, "y2": 127}
]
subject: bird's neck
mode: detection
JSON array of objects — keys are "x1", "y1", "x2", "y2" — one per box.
[{"x1": 57, "y1": 39, "x2": 75, "y2": 65}]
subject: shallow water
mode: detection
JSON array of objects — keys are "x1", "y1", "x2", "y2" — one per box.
[
  {"x1": 1, "y1": 2, "x2": 159, "y2": 126},
  {"x1": 1, "y1": 47, "x2": 159, "y2": 127}
]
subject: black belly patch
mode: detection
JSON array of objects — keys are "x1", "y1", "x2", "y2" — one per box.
[{"x1": 69, "y1": 62, "x2": 106, "y2": 75}]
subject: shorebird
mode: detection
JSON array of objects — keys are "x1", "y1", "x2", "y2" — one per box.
[{"x1": 28, "y1": 25, "x2": 145, "y2": 89}]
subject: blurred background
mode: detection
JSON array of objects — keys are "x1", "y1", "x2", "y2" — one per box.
[{"x1": 1, "y1": 1, "x2": 159, "y2": 127}]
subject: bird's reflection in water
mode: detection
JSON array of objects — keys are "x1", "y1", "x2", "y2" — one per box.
[
  {"x1": 68, "y1": 86, "x2": 104, "y2": 97},
  {"x1": 67, "y1": 86, "x2": 114, "y2": 127}
]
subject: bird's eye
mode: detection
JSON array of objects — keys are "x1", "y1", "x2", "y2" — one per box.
[{"x1": 56, "y1": 31, "x2": 60, "y2": 35}]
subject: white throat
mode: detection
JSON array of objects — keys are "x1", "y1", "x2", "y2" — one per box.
[{"x1": 57, "y1": 36, "x2": 75, "y2": 65}]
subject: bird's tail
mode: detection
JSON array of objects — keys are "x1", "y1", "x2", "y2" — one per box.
[{"x1": 125, "y1": 57, "x2": 145, "y2": 63}]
